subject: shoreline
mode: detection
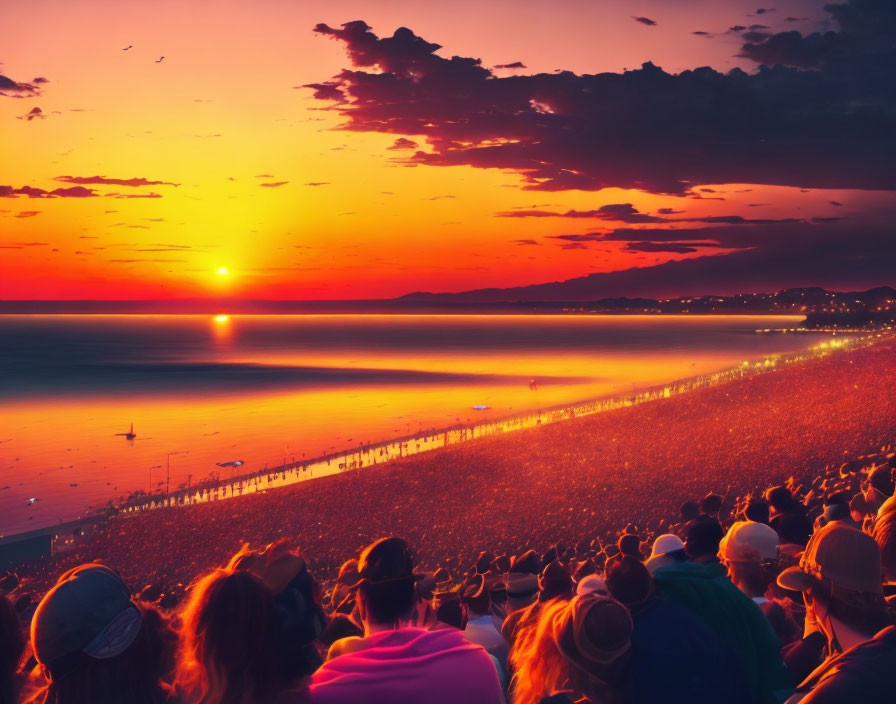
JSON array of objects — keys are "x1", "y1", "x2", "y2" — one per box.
[
  {"x1": 9, "y1": 331, "x2": 895, "y2": 593},
  {"x1": 95, "y1": 333, "x2": 888, "y2": 520},
  {"x1": 2, "y1": 330, "x2": 886, "y2": 549}
]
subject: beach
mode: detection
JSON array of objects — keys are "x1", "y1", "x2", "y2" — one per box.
[
  {"x1": 0, "y1": 314, "x2": 838, "y2": 534},
  {"x1": 15, "y1": 332, "x2": 896, "y2": 599}
]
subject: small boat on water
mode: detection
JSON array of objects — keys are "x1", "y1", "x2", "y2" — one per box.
[{"x1": 115, "y1": 423, "x2": 137, "y2": 440}]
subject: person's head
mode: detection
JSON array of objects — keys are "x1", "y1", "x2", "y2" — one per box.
[
  {"x1": 510, "y1": 594, "x2": 633, "y2": 704},
  {"x1": 868, "y1": 465, "x2": 894, "y2": 498},
  {"x1": 778, "y1": 522, "x2": 888, "y2": 647},
  {"x1": 744, "y1": 500, "x2": 770, "y2": 524},
  {"x1": 538, "y1": 561, "x2": 574, "y2": 603},
  {"x1": 679, "y1": 500, "x2": 700, "y2": 522},
  {"x1": 474, "y1": 551, "x2": 494, "y2": 575},
  {"x1": 461, "y1": 574, "x2": 491, "y2": 617},
  {"x1": 719, "y1": 521, "x2": 780, "y2": 598},
  {"x1": 701, "y1": 493, "x2": 723, "y2": 517},
  {"x1": 510, "y1": 549, "x2": 541, "y2": 575},
  {"x1": 541, "y1": 546, "x2": 559, "y2": 566},
  {"x1": 872, "y1": 502, "x2": 896, "y2": 583},
  {"x1": 29, "y1": 564, "x2": 175, "y2": 704},
  {"x1": 617, "y1": 534, "x2": 641, "y2": 560},
  {"x1": 433, "y1": 589, "x2": 467, "y2": 630},
  {"x1": 822, "y1": 492, "x2": 853, "y2": 524},
  {"x1": 576, "y1": 575, "x2": 609, "y2": 598},
  {"x1": 605, "y1": 557, "x2": 653, "y2": 608},
  {"x1": 573, "y1": 559, "x2": 597, "y2": 583},
  {"x1": 492, "y1": 554, "x2": 512, "y2": 574},
  {"x1": 774, "y1": 512, "x2": 813, "y2": 546},
  {"x1": 685, "y1": 516, "x2": 724, "y2": 562},
  {"x1": 356, "y1": 537, "x2": 417, "y2": 628},
  {"x1": 766, "y1": 486, "x2": 797, "y2": 514},
  {"x1": 178, "y1": 569, "x2": 280, "y2": 704},
  {"x1": 506, "y1": 573, "x2": 539, "y2": 613},
  {"x1": 330, "y1": 559, "x2": 359, "y2": 611},
  {"x1": 0, "y1": 573, "x2": 18, "y2": 594},
  {"x1": 177, "y1": 543, "x2": 325, "y2": 704},
  {"x1": 645, "y1": 533, "x2": 687, "y2": 573},
  {"x1": 648, "y1": 534, "x2": 684, "y2": 560}
]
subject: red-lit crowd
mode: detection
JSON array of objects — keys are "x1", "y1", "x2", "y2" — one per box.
[{"x1": 2, "y1": 450, "x2": 895, "y2": 704}]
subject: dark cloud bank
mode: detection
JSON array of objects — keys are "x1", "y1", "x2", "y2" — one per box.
[{"x1": 307, "y1": 0, "x2": 896, "y2": 299}]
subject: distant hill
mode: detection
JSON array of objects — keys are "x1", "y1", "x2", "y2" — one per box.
[
  {"x1": 396, "y1": 251, "x2": 896, "y2": 303},
  {"x1": 2, "y1": 286, "x2": 894, "y2": 317}
]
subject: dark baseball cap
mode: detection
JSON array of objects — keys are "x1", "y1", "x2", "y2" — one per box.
[{"x1": 31, "y1": 564, "x2": 142, "y2": 678}]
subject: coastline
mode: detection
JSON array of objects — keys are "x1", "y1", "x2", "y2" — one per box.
[
  {"x1": 9, "y1": 331, "x2": 895, "y2": 594},
  {"x1": 95, "y1": 332, "x2": 888, "y2": 520},
  {"x1": 1, "y1": 328, "x2": 887, "y2": 551}
]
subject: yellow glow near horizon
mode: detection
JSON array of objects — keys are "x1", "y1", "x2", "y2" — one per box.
[
  {"x1": 217, "y1": 266, "x2": 229, "y2": 276},
  {"x1": 214, "y1": 314, "x2": 229, "y2": 322}
]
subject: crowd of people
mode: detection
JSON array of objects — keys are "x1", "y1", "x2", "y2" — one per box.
[
  {"x1": 1, "y1": 457, "x2": 895, "y2": 703},
  {"x1": 0, "y1": 338, "x2": 894, "y2": 702}
]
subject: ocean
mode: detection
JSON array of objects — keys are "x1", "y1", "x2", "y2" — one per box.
[{"x1": 0, "y1": 314, "x2": 833, "y2": 534}]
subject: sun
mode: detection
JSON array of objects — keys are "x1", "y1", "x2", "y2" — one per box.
[{"x1": 216, "y1": 266, "x2": 229, "y2": 276}]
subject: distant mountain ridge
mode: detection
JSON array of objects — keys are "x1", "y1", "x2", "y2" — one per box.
[
  {"x1": 402, "y1": 285, "x2": 896, "y2": 315},
  {"x1": 1, "y1": 286, "x2": 894, "y2": 315},
  {"x1": 396, "y1": 250, "x2": 896, "y2": 303}
]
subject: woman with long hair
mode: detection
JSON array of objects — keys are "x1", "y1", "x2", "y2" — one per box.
[
  {"x1": 24, "y1": 564, "x2": 176, "y2": 704},
  {"x1": 510, "y1": 594, "x2": 633, "y2": 704},
  {"x1": 175, "y1": 541, "x2": 326, "y2": 704}
]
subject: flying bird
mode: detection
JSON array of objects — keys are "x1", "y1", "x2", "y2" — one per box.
[
  {"x1": 122, "y1": 45, "x2": 133, "y2": 51},
  {"x1": 155, "y1": 56, "x2": 165, "y2": 63}
]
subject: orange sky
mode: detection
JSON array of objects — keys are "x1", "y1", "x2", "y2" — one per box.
[{"x1": 1, "y1": 0, "x2": 892, "y2": 300}]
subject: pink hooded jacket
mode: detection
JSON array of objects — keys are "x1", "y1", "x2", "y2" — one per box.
[{"x1": 309, "y1": 627, "x2": 505, "y2": 704}]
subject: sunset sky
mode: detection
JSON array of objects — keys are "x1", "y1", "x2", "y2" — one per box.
[{"x1": 1, "y1": 0, "x2": 894, "y2": 300}]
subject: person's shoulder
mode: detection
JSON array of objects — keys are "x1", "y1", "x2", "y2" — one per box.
[
  {"x1": 326, "y1": 634, "x2": 365, "y2": 661},
  {"x1": 835, "y1": 626, "x2": 896, "y2": 668},
  {"x1": 799, "y1": 628, "x2": 896, "y2": 703}
]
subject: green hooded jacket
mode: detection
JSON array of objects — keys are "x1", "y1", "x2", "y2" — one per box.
[{"x1": 653, "y1": 561, "x2": 793, "y2": 704}]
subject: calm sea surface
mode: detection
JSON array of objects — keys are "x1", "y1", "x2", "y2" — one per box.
[{"x1": 0, "y1": 314, "x2": 832, "y2": 534}]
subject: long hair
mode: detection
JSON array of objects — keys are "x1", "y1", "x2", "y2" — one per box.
[
  {"x1": 24, "y1": 603, "x2": 175, "y2": 704},
  {"x1": 511, "y1": 597, "x2": 631, "y2": 704},
  {"x1": 176, "y1": 568, "x2": 284, "y2": 704},
  {"x1": 510, "y1": 599, "x2": 573, "y2": 704}
]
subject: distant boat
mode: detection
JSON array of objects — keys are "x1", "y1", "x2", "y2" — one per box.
[
  {"x1": 216, "y1": 460, "x2": 245, "y2": 468},
  {"x1": 115, "y1": 422, "x2": 137, "y2": 440},
  {"x1": 472, "y1": 404, "x2": 489, "y2": 411},
  {"x1": 27, "y1": 497, "x2": 39, "y2": 505}
]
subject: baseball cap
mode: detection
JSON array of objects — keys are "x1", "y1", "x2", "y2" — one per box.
[
  {"x1": 719, "y1": 521, "x2": 779, "y2": 563},
  {"x1": 576, "y1": 574, "x2": 609, "y2": 597},
  {"x1": 649, "y1": 534, "x2": 685, "y2": 559},
  {"x1": 777, "y1": 522, "x2": 883, "y2": 596},
  {"x1": 31, "y1": 564, "x2": 142, "y2": 679},
  {"x1": 506, "y1": 572, "x2": 538, "y2": 599}
]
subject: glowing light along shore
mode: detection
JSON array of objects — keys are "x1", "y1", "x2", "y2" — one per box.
[{"x1": 115, "y1": 332, "x2": 885, "y2": 519}]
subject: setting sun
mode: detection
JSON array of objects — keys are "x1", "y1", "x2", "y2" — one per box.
[{"x1": 217, "y1": 266, "x2": 229, "y2": 276}]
